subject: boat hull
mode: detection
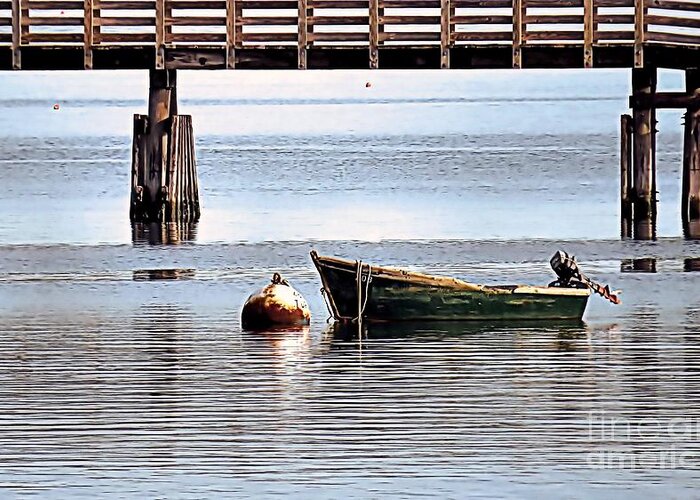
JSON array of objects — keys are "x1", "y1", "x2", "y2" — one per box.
[{"x1": 312, "y1": 252, "x2": 590, "y2": 322}]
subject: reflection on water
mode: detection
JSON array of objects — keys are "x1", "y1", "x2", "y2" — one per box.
[
  {"x1": 684, "y1": 258, "x2": 700, "y2": 272},
  {"x1": 325, "y1": 319, "x2": 587, "y2": 343},
  {"x1": 131, "y1": 222, "x2": 198, "y2": 245},
  {"x1": 0, "y1": 252, "x2": 699, "y2": 497},
  {"x1": 621, "y1": 257, "x2": 657, "y2": 273},
  {"x1": 132, "y1": 268, "x2": 197, "y2": 281}
]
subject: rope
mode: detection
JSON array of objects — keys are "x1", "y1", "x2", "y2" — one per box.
[
  {"x1": 354, "y1": 260, "x2": 372, "y2": 335},
  {"x1": 320, "y1": 287, "x2": 334, "y2": 323}
]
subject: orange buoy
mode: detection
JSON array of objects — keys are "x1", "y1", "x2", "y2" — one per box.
[{"x1": 241, "y1": 273, "x2": 311, "y2": 330}]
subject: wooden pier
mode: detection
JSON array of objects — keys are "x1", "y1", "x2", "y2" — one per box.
[
  {"x1": 0, "y1": 0, "x2": 699, "y2": 71},
  {"x1": 1, "y1": 0, "x2": 700, "y2": 237}
]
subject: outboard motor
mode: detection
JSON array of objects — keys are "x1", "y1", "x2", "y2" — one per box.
[
  {"x1": 549, "y1": 250, "x2": 621, "y2": 304},
  {"x1": 550, "y1": 250, "x2": 584, "y2": 286}
]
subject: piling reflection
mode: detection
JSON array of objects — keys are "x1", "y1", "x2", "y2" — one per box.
[
  {"x1": 131, "y1": 222, "x2": 197, "y2": 245},
  {"x1": 620, "y1": 258, "x2": 657, "y2": 273},
  {"x1": 132, "y1": 268, "x2": 196, "y2": 280},
  {"x1": 684, "y1": 258, "x2": 700, "y2": 272}
]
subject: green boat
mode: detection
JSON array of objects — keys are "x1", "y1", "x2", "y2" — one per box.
[{"x1": 311, "y1": 250, "x2": 619, "y2": 323}]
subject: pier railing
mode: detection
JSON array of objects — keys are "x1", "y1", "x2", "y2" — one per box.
[{"x1": 0, "y1": 0, "x2": 699, "y2": 69}]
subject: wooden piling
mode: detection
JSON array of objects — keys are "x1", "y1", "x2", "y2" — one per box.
[
  {"x1": 632, "y1": 67, "x2": 657, "y2": 240},
  {"x1": 131, "y1": 69, "x2": 200, "y2": 224},
  {"x1": 620, "y1": 114, "x2": 633, "y2": 238},
  {"x1": 683, "y1": 69, "x2": 700, "y2": 239},
  {"x1": 369, "y1": 0, "x2": 379, "y2": 69}
]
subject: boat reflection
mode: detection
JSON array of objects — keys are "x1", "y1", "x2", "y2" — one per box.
[{"x1": 323, "y1": 319, "x2": 586, "y2": 342}]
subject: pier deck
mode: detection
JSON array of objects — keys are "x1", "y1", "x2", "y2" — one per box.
[{"x1": 1, "y1": 0, "x2": 699, "y2": 71}]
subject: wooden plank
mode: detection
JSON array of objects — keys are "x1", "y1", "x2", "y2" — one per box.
[
  {"x1": 381, "y1": 0, "x2": 439, "y2": 6},
  {"x1": 597, "y1": 14, "x2": 634, "y2": 24},
  {"x1": 513, "y1": 0, "x2": 522, "y2": 68},
  {"x1": 584, "y1": 0, "x2": 593, "y2": 67},
  {"x1": 452, "y1": 0, "x2": 512, "y2": 6},
  {"x1": 238, "y1": 17, "x2": 298, "y2": 26},
  {"x1": 298, "y1": 0, "x2": 307, "y2": 68},
  {"x1": 93, "y1": 6, "x2": 101, "y2": 44},
  {"x1": 646, "y1": 15, "x2": 700, "y2": 29},
  {"x1": 168, "y1": 33, "x2": 227, "y2": 42},
  {"x1": 308, "y1": 32, "x2": 368, "y2": 42},
  {"x1": 309, "y1": 16, "x2": 369, "y2": 25},
  {"x1": 27, "y1": 0, "x2": 83, "y2": 7},
  {"x1": 168, "y1": 0, "x2": 225, "y2": 7},
  {"x1": 440, "y1": 0, "x2": 450, "y2": 68},
  {"x1": 369, "y1": 0, "x2": 378, "y2": 68},
  {"x1": 241, "y1": 0, "x2": 296, "y2": 7},
  {"x1": 647, "y1": 0, "x2": 700, "y2": 12},
  {"x1": 155, "y1": 0, "x2": 164, "y2": 69},
  {"x1": 226, "y1": 0, "x2": 235, "y2": 67},
  {"x1": 95, "y1": 0, "x2": 156, "y2": 8},
  {"x1": 24, "y1": 18, "x2": 85, "y2": 26},
  {"x1": 646, "y1": 30, "x2": 700, "y2": 44},
  {"x1": 166, "y1": 17, "x2": 226, "y2": 26},
  {"x1": 84, "y1": 0, "x2": 93, "y2": 69},
  {"x1": 379, "y1": 32, "x2": 440, "y2": 41},
  {"x1": 96, "y1": 17, "x2": 155, "y2": 26},
  {"x1": 380, "y1": 15, "x2": 441, "y2": 24},
  {"x1": 235, "y1": 0, "x2": 242, "y2": 48},
  {"x1": 452, "y1": 31, "x2": 512, "y2": 41},
  {"x1": 597, "y1": 0, "x2": 632, "y2": 5},
  {"x1": 21, "y1": 0, "x2": 28, "y2": 41},
  {"x1": 525, "y1": 0, "x2": 582, "y2": 6},
  {"x1": 11, "y1": 0, "x2": 20, "y2": 69},
  {"x1": 451, "y1": 16, "x2": 513, "y2": 24},
  {"x1": 24, "y1": 33, "x2": 84, "y2": 42},
  {"x1": 98, "y1": 33, "x2": 155, "y2": 42},
  {"x1": 634, "y1": 0, "x2": 644, "y2": 67},
  {"x1": 310, "y1": 0, "x2": 367, "y2": 7},
  {"x1": 594, "y1": 29, "x2": 634, "y2": 41},
  {"x1": 525, "y1": 31, "x2": 584, "y2": 41}
]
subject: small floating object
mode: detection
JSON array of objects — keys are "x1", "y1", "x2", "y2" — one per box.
[
  {"x1": 241, "y1": 273, "x2": 311, "y2": 330},
  {"x1": 53, "y1": 103, "x2": 60, "y2": 110},
  {"x1": 365, "y1": 81, "x2": 372, "y2": 88},
  {"x1": 311, "y1": 249, "x2": 620, "y2": 323}
]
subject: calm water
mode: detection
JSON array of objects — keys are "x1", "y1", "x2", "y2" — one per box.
[{"x1": 0, "y1": 70, "x2": 699, "y2": 498}]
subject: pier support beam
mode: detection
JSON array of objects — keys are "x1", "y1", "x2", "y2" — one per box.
[
  {"x1": 620, "y1": 114, "x2": 633, "y2": 238},
  {"x1": 631, "y1": 67, "x2": 657, "y2": 240},
  {"x1": 683, "y1": 69, "x2": 700, "y2": 239},
  {"x1": 130, "y1": 69, "x2": 200, "y2": 223}
]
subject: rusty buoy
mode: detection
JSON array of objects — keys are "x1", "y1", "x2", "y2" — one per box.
[{"x1": 241, "y1": 273, "x2": 311, "y2": 330}]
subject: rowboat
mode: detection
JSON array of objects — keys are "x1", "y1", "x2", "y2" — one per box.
[{"x1": 311, "y1": 250, "x2": 619, "y2": 323}]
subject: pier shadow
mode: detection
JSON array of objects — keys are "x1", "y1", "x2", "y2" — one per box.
[{"x1": 131, "y1": 222, "x2": 198, "y2": 245}]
